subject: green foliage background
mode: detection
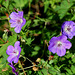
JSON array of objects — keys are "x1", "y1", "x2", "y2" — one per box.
[{"x1": 0, "y1": 0, "x2": 75, "y2": 75}]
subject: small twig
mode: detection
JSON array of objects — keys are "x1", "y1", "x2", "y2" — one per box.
[
  {"x1": 19, "y1": 65, "x2": 37, "y2": 70},
  {"x1": 44, "y1": 40, "x2": 51, "y2": 56},
  {"x1": 26, "y1": 57, "x2": 34, "y2": 65},
  {"x1": 0, "y1": 18, "x2": 8, "y2": 20},
  {"x1": 0, "y1": 44, "x2": 5, "y2": 46},
  {"x1": 49, "y1": 51, "x2": 51, "y2": 56},
  {"x1": 14, "y1": 62, "x2": 18, "y2": 66},
  {"x1": 28, "y1": 0, "x2": 31, "y2": 17},
  {"x1": 18, "y1": 60, "x2": 26, "y2": 75},
  {"x1": 19, "y1": 55, "x2": 26, "y2": 63},
  {"x1": 20, "y1": 55, "x2": 34, "y2": 65},
  {"x1": 44, "y1": 40, "x2": 49, "y2": 47},
  {"x1": 0, "y1": 38, "x2": 5, "y2": 43}
]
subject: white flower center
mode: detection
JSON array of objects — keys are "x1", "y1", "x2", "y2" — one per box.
[
  {"x1": 17, "y1": 18, "x2": 23, "y2": 24},
  {"x1": 20, "y1": 19, "x2": 23, "y2": 23},
  {"x1": 13, "y1": 50, "x2": 19, "y2": 56},
  {"x1": 65, "y1": 25, "x2": 71, "y2": 32},
  {"x1": 57, "y1": 41, "x2": 62, "y2": 47}
]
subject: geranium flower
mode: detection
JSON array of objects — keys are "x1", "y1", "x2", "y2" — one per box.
[
  {"x1": 8, "y1": 63, "x2": 18, "y2": 75},
  {"x1": 61, "y1": 21, "x2": 75, "y2": 39},
  {"x1": 48, "y1": 35, "x2": 72, "y2": 57},
  {"x1": 6, "y1": 41, "x2": 21, "y2": 63},
  {"x1": 9, "y1": 11, "x2": 26, "y2": 33}
]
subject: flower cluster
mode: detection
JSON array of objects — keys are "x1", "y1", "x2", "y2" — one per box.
[
  {"x1": 48, "y1": 21, "x2": 75, "y2": 56},
  {"x1": 6, "y1": 10, "x2": 75, "y2": 75},
  {"x1": 6, "y1": 11, "x2": 26, "y2": 75}
]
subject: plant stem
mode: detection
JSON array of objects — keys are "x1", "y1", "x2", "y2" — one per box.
[
  {"x1": 28, "y1": 0, "x2": 31, "y2": 17},
  {"x1": 26, "y1": 57, "x2": 34, "y2": 65},
  {"x1": 19, "y1": 65, "x2": 37, "y2": 70},
  {"x1": 0, "y1": 44, "x2": 5, "y2": 46},
  {"x1": 18, "y1": 60, "x2": 26, "y2": 75},
  {"x1": 0, "y1": 38, "x2": 5, "y2": 43},
  {"x1": 0, "y1": 18, "x2": 8, "y2": 20},
  {"x1": 20, "y1": 55, "x2": 34, "y2": 65}
]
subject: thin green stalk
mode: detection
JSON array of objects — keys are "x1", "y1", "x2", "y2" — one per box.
[
  {"x1": 0, "y1": 18, "x2": 8, "y2": 20},
  {"x1": 28, "y1": 0, "x2": 31, "y2": 17},
  {"x1": 19, "y1": 65, "x2": 37, "y2": 70},
  {"x1": 20, "y1": 55, "x2": 34, "y2": 65}
]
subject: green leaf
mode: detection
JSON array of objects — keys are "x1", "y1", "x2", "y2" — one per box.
[
  {"x1": 0, "y1": 34, "x2": 17, "y2": 56},
  {"x1": 38, "y1": 71, "x2": 43, "y2": 75},
  {"x1": 65, "y1": 53, "x2": 72, "y2": 59},
  {"x1": 54, "y1": 0, "x2": 73, "y2": 19},
  {"x1": 13, "y1": 0, "x2": 29, "y2": 8},
  {"x1": 32, "y1": 19, "x2": 39, "y2": 27},
  {"x1": 49, "y1": 60, "x2": 54, "y2": 64},
  {"x1": 31, "y1": 52, "x2": 38, "y2": 56},
  {"x1": 0, "y1": 34, "x2": 17, "y2": 68},
  {"x1": 21, "y1": 48, "x2": 25, "y2": 55},
  {"x1": 71, "y1": 15, "x2": 75, "y2": 20},
  {"x1": 2, "y1": 32, "x2": 8, "y2": 42},
  {"x1": 71, "y1": 65, "x2": 75, "y2": 73},
  {"x1": 72, "y1": 57, "x2": 75, "y2": 63},
  {"x1": 48, "y1": 67, "x2": 57, "y2": 75},
  {"x1": 26, "y1": 38, "x2": 34, "y2": 45},
  {"x1": 0, "y1": 0, "x2": 2, "y2": 4},
  {"x1": 22, "y1": 20, "x2": 31, "y2": 30},
  {"x1": 34, "y1": 46, "x2": 40, "y2": 51},
  {"x1": 2, "y1": 0, "x2": 9, "y2": 8},
  {"x1": 41, "y1": 68, "x2": 48, "y2": 75},
  {"x1": 65, "y1": 68, "x2": 73, "y2": 74},
  {"x1": 44, "y1": 0, "x2": 50, "y2": 13}
]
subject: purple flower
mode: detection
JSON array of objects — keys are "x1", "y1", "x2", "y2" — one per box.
[
  {"x1": 6, "y1": 41, "x2": 21, "y2": 63},
  {"x1": 9, "y1": 11, "x2": 26, "y2": 33},
  {"x1": 8, "y1": 63, "x2": 18, "y2": 75},
  {"x1": 61, "y1": 21, "x2": 75, "y2": 39},
  {"x1": 48, "y1": 35, "x2": 72, "y2": 57}
]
